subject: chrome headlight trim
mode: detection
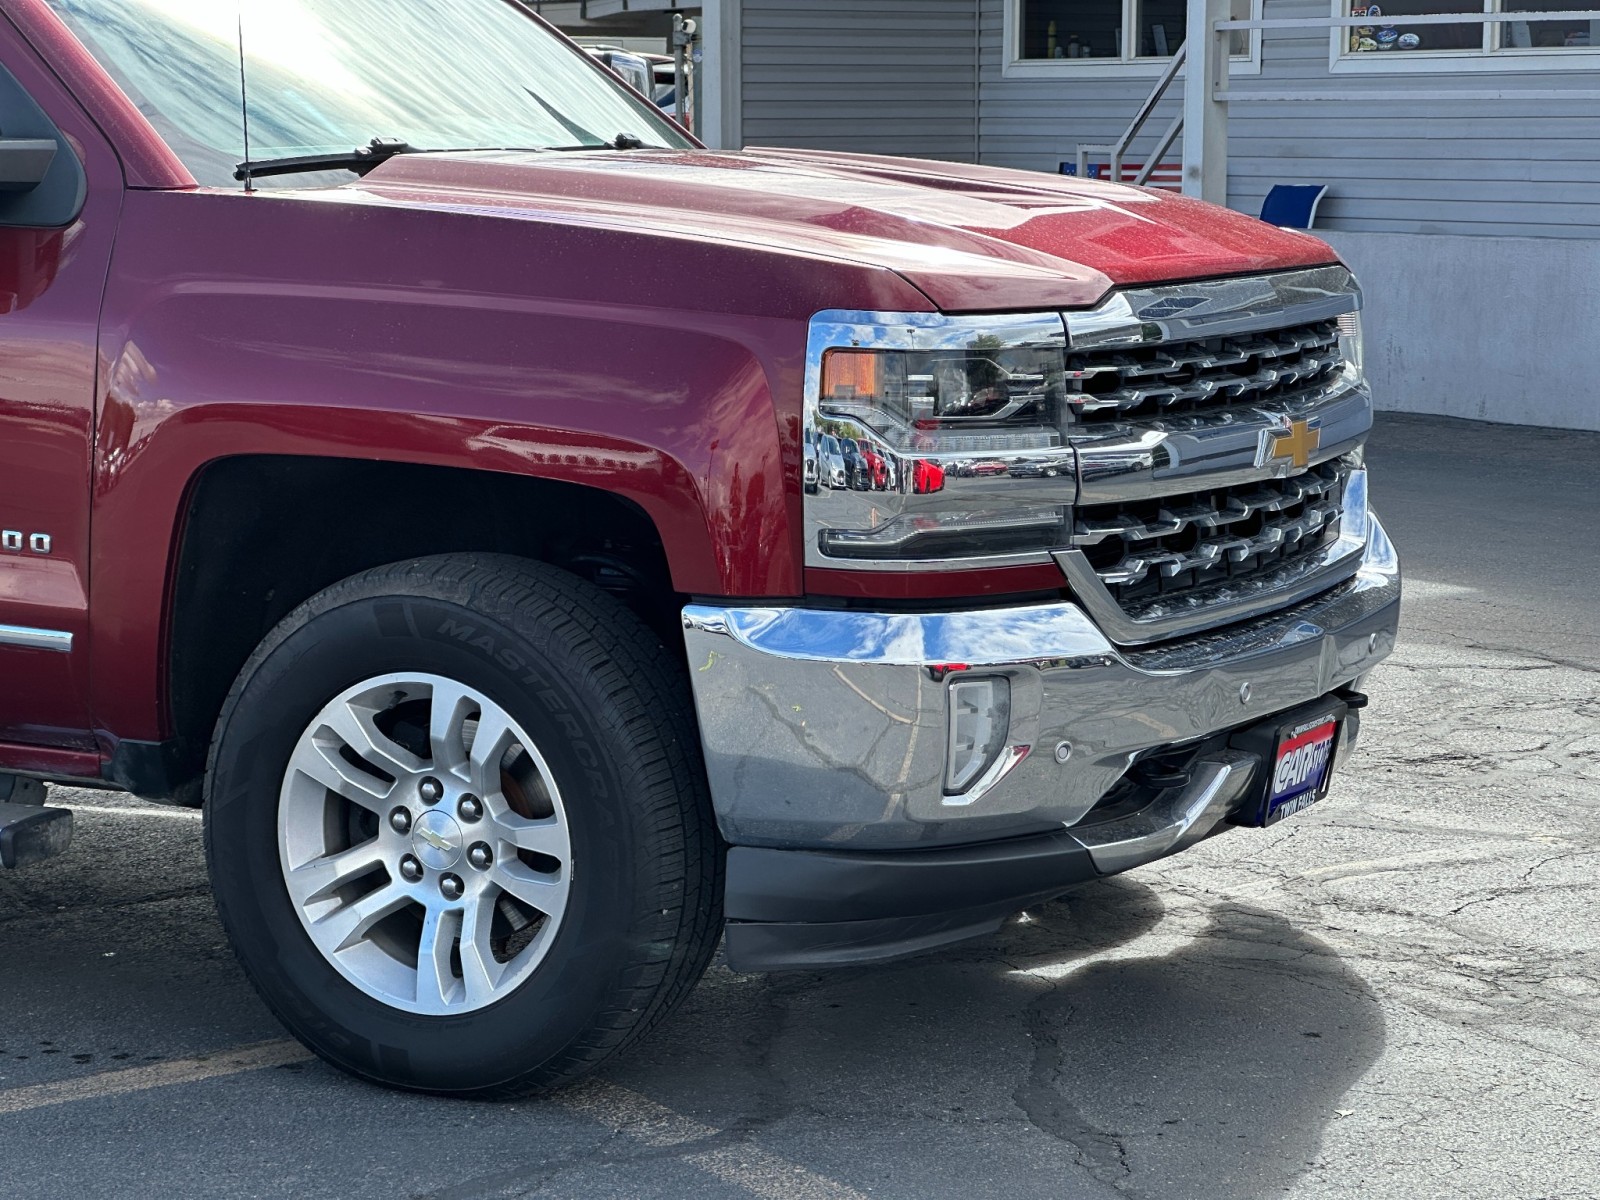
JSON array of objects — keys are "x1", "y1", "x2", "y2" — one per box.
[
  {"x1": 803, "y1": 309, "x2": 1077, "y2": 573},
  {"x1": 1337, "y1": 308, "x2": 1366, "y2": 388}
]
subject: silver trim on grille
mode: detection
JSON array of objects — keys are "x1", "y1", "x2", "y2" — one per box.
[
  {"x1": 1073, "y1": 379, "x2": 1369, "y2": 506},
  {"x1": 1076, "y1": 463, "x2": 1346, "y2": 589},
  {"x1": 1060, "y1": 269, "x2": 1369, "y2": 644},
  {"x1": 1056, "y1": 469, "x2": 1373, "y2": 646},
  {"x1": 1074, "y1": 464, "x2": 1343, "y2": 549},
  {"x1": 1065, "y1": 264, "x2": 1360, "y2": 351},
  {"x1": 1068, "y1": 323, "x2": 1342, "y2": 418}
]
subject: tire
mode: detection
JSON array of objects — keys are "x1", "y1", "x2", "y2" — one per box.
[{"x1": 203, "y1": 553, "x2": 722, "y2": 1098}]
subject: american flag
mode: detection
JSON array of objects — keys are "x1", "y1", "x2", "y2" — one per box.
[{"x1": 1064, "y1": 162, "x2": 1184, "y2": 191}]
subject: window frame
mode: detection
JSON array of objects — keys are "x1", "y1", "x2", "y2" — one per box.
[
  {"x1": 1002, "y1": 0, "x2": 1264, "y2": 77},
  {"x1": 1328, "y1": 0, "x2": 1600, "y2": 73}
]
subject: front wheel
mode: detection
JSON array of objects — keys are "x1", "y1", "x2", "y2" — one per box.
[{"x1": 204, "y1": 554, "x2": 721, "y2": 1098}]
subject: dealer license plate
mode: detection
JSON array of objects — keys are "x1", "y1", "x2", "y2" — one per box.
[{"x1": 1262, "y1": 712, "x2": 1341, "y2": 825}]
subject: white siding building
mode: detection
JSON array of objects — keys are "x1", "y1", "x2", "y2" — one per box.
[{"x1": 537, "y1": 0, "x2": 1600, "y2": 431}]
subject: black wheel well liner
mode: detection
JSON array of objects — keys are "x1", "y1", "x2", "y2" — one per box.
[{"x1": 151, "y1": 455, "x2": 683, "y2": 802}]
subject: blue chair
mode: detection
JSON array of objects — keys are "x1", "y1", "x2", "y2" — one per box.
[{"x1": 1260, "y1": 184, "x2": 1328, "y2": 229}]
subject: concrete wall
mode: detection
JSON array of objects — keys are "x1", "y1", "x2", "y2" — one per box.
[{"x1": 1323, "y1": 231, "x2": 1600, "y2": 432}]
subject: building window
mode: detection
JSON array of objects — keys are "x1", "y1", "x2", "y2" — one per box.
[
  {"x1": 1341, "y1": 0, "x2": 1597, "y2": 56},
  {"x1": 1017, "y1": 0, "x2": 1253, "y2": 62}
]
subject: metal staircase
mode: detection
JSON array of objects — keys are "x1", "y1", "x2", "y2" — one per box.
[{"x1": 1075, "y1": 43, "x2": 1186, "y2": 188}]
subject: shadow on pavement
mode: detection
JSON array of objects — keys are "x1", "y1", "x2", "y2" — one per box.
[
  {"x1": 0, "y1": 806, "x2": 281, "y2": 1066},
  {"x1": 1, "y1": 816, "x2": 1386, "y2": 1200},
  {"x1": 620, "y1": 877, "x2": 1386, "y2": 1200},
  {"x1": 1007, "y1": 890, "x2": 1385, "y2": 1197}
]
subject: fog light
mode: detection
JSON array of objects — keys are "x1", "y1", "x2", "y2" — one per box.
[{"x1": 945, "y1": 677, "x2": 1011, "y2": 795}]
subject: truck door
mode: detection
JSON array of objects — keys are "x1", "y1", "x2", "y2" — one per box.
[{"x1": 0, "y1": 25, "x2": 122, "y2": 754}]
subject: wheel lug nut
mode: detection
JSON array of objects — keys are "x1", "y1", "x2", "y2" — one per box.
[
  {"x1": 439, "y1": 873, "x2": 465, "y2": 901},
  {"x1": 388, "y1": 807, "x2": 412, "y2": 834},
  {"x1": 399, "y1": 855, "x2": 424, "y2": 883},
  {"x1": 467, "y1": 843, "x2": 493, "y2": 871},
  {"x1": 418, "y1": 777, "x2": 443, "y2": 804},
  {"x1": 458, "y1": 795, "x2": 483, "y2": 822}
]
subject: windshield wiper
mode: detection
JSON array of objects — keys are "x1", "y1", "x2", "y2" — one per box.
[
  {"x1": 517, "y1": 89, "x2": 649, "y2": 152},
  {"x1": 542, "y1": 133, "x2": 650, "y2": 151},
  {"x1": 235, "y1": 137, "x2": 416, "y2": 183}
]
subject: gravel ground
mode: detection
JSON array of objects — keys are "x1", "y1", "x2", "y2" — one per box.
[{"x1": 0, "y1": 412, "x2": 1594, "y2": 1200}]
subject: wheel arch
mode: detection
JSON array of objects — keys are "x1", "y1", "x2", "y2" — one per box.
[{"x1": 131, "y1": 454, "x2": 689, "y2": 802}]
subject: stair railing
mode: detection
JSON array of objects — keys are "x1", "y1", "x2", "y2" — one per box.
[{"x1": 1074, "y1": 41, "x2": 1185, "y2": 188}]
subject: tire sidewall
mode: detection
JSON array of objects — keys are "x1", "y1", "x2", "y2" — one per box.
[{"x1": 207, "y1": 584, "x2": 655, "y2": 1092}]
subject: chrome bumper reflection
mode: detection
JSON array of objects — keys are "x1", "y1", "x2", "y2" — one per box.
[{"x1": 682, "y1": 514, "x2": 1399, "y2": 853}]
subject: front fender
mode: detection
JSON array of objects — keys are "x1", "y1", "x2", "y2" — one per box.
[{"x1": 90, "y1": 188, "x2": 922, "y2": 739}]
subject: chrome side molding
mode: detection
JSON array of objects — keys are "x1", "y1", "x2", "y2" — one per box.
[{"x1": 0, "y1": 624, "x2": 72, "y2": 653}]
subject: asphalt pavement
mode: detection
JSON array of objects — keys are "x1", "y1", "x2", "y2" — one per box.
[{"x1": 0, "y1": 412, "x2": 1595, "y2": 1200}]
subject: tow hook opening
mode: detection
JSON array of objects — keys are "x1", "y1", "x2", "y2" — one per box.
[{"x1": 1128, "y1": 755, "x2": 1195, "y2": 790}]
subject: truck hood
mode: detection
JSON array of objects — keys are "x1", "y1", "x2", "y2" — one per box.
[{"x1": 351, "y1": 147, "x2": 1337, "y2": 313}]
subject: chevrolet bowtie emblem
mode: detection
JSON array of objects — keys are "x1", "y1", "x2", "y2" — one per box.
[
  {"x1": 1268, "y1": 419, "x2": 1321, "y2": 469},
  {"x1": 417, "y1": 825, "x2": 454, "y2": 853}
]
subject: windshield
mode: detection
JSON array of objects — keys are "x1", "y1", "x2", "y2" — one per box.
[{"x1": 45, "y1": 0, "x2": 694, "y2": 187}]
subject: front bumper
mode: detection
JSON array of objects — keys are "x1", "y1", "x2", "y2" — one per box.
[{"x1": 682, "y1": 511, "x2": 1399, "y2": 968}]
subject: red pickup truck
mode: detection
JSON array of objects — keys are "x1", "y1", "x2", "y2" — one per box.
[{"x1": 0, "y1": 0, "x2": 1398, "y2": 1098}]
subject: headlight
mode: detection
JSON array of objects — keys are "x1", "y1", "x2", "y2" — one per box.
[
  {"x1": 820, "y1": 340, "x2": 1062, "y2": 432},
  {"x1": 1337, "y1": 309, "x2": 1364, "y2": 382},
  {"x1": 805, "y1": 311, "x2": 1076, "y2": 570}
]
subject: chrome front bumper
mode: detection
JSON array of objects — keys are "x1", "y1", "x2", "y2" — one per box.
[{"x1": 682, "y1": 512, "x2": 1399, "y2": 857}]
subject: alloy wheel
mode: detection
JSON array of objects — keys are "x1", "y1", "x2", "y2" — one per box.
[{"x1": 278, "y1": 673, "x2": 572, "y2": 1015}]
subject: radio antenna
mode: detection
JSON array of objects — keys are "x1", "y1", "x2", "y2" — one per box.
[{"x1": 237, "y1": 4, "x2": 254, "y2": 192}]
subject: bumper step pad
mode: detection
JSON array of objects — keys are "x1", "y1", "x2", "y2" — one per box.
[{"x1": 0, "y1": 802, "x2": 72, "y2": 869}]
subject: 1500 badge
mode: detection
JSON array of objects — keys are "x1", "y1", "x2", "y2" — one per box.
[{"x1": 1, "y1": 530, "x2": 52, "y2": 554}]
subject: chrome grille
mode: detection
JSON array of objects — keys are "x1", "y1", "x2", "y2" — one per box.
[
  {"x1": 1066, "y1": 318, "x2": 1343, "y2": 423},
  {"x1": 1074, "y1": 461, "x2": 1350, "y2": 606},
  {"x1": 1055, "y1": 267, "x2": 1369, "y2": 644}
]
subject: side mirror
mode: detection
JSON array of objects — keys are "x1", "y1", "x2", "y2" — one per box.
[
  {"x1": 0, "y1": 138, "x2": 56, "y2": 193},
  {"x1": 592, "y1": 51, "x2": 654, "y2": 99}
]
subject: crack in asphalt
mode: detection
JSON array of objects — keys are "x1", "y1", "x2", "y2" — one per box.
[
  {"x1": 0, "y1": 885, "x2": 211, "y2": 928},
  {"x1": 1461, "y1": 642, "x2": 1600, "y2": 676},
  {"x1": 1012, "y1": 990, "x2": 1135, "y2": 1191}
]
